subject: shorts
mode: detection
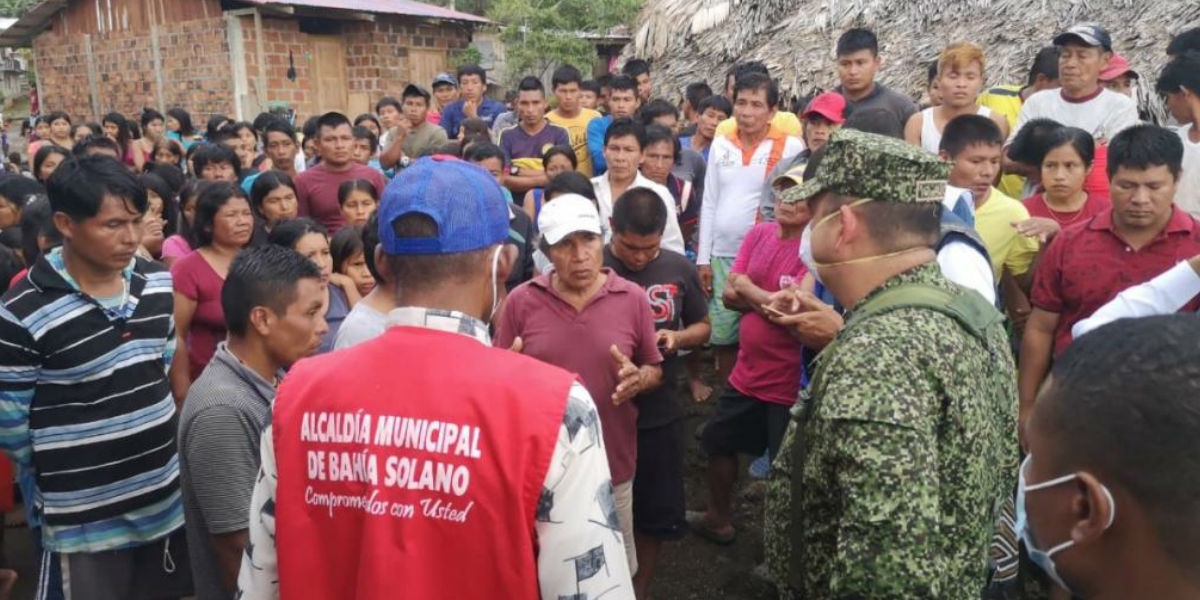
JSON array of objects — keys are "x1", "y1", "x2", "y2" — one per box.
[
  {"x1": 614, "y1": 480, "x2": 638, "y2": 576},
  {"x1": 700, "y1": 386, "x2": 792, "y2": 459},
  {"x1": 48, "y1": 528, "x2": 193, "y2": 600},
  {"x1": 707, "y1": 256, "x2": 741, "y2": 346},
  {"x1": 632, "y1": 421, "x2": 686, "y2": 541}
]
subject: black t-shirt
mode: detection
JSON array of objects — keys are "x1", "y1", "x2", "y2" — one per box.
[{"x1": 603, "y1": 246, "x2": 708, "y2": 429}]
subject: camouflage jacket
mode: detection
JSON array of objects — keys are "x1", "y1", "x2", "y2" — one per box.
[{"x1": 765, "y1": 263, "x2": 1018, "y2": 599}]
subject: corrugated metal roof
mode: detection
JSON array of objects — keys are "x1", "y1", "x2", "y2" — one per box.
[
  {"x1": 0, "y1": 0, "x2": 487, "y2": 47},
  {"x1": 242, "y1": 0, "x2": 489, "y2": 23}
]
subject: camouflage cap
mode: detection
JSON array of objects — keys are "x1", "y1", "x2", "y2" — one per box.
[{"x1": 780, "y1": 128, "x2": 951, "y2": 204}]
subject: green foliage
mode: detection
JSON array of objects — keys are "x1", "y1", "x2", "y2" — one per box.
[
  {"x1": 0, "y1": 0, "x2": 37, "y2": 18},
  {"x1": 451, "y1": 45, "x2": 484, "y2": 69},
  {"x1": 487, "y1": 0, "x2": 640, "y2": 81}
]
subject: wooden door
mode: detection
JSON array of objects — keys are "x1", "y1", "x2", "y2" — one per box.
[
  {"x1": 408, "y1": 49, "x2": 449, "y2": 88},
  {"x1": 310, "y1": 36, "x2": 348, "y2": 115}
]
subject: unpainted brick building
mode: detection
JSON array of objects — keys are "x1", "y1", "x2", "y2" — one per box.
[{"x1": 1, "y1": 0, "x2": 486, "y2": 124}]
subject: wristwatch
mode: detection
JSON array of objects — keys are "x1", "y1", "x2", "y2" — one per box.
[
  {"x1": 400, "y1": 156, "x2": 412, "y2": 168},
  {"x1": 509, "y1": 165, "x2": 520, "y2": 176}
]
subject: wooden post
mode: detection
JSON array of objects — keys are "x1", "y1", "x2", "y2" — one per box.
[
  {"x1": 83, "y1": 34, "x2": 102, "y2": 119},
  {"x1": 225, "y1": 14, "x2": 248, "y2": 120},
  {"x1": 150, "y1": 24, "x2": 166, "y2": 113}
]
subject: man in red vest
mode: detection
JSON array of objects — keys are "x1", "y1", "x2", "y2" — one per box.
[{"x1": 236, "y1": 156, "x2": 635, "y2": 600}]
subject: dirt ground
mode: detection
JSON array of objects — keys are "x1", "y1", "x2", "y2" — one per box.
[{"x1": 645, "y1": 369, "x2": 778, "y2": 600}]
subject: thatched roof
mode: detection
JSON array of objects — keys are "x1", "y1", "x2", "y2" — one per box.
[{"x1": 631, "y1": 0, "x2": 1200, "y2": 110}]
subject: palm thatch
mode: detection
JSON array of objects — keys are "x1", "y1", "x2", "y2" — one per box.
[{"x1": 631, "y1": 0, "x2": 1200, "y2": 112}]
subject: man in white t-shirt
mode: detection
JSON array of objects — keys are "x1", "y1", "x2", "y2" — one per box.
[
  {"x1": 1157, "y1": 51, "x2": 1200, "y2": 217},
  {"x1": 1004, "y1": 24, "x2": 1140, "y2": 197},
  {"x1": 697, "y1": 73, "x2": 804, "y2": 384}
]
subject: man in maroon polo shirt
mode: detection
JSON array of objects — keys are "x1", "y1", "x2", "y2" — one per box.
[
  {"x1": 495, "y1": 193, "x2": 663, "y2": 578},
  {"x1": 294, "y1": 112, "x2": 386, "y2": 233},
  {"x1": 1020, "y1": 124, "x2": 1200, "y2": 431}
]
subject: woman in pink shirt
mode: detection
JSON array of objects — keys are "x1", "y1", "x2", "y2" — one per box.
[{"x1": 1018, "y1": 127, "x2": 1112, "y2": 244}]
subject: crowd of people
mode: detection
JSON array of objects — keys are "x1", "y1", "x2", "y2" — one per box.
[{"x1": 0, "y1": 18, "x2": 1192, "y2": 600}]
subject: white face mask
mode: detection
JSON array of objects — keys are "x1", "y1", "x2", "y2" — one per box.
[
  {"x1": 486, "y1": 245, "x2": 503, "y2": 322},
  {"x1": 799, "y1": 222, "x2": 821, "y2": 285}
]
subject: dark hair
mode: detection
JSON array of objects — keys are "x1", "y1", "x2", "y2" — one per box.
[
  {"x1": 1008, "y1": 118, "x2": 1066, "y2": 166},
  {"x1": 331, "y1": 225, "x2": 365, "y2": 275},
  {"x1": 167, "y1": 108, "x2": 196, "y2": 137},
  {"x1": 33, "y1": 145, "x2": 70, "y2": 182},
  {"x1": 939, "y1": 114, "x2": 1004, "y2": 156},
  {"x1": 262, "y1": 119, "x2": 298, "y2": 146},
  {"x1": 192, "y1": 181, "x2": 248, "y2": 248},
  {"x1": 461, "y1": 118, "x2": 491, "y2": 141},
  {"x1": 351, "y1": 126, "x2": 378, "y2": 154},
  {"x1": 836, "y1": 28, "x2": 879, "y2": 57},
  {"x1": 192, "y1": 143, "x2": 241, "y2": 179},
  {"x1": 596, "y1": 73, "x2": 613, "y2": 88},
  {"x1": 821, "y1": 192, "x2": 942, "y2": 249},
  {"x1": 0, "y1": 245, "x2": 19, "y2": 292},
  {"x1": 71, "y1": 123, "x2": 95, "y2": 140},
  {"x1": 268, "y1": 217, "x2": 327, "y2": 249},
  {"x1": 517, "y1": 75, "x2": 544, "y2": 96},
  {"x1": 644, "y1": 124, "x2": 680, "y2": 165},
  {"x1": 1041, "y1": 126, "x2": 1096, "y2": 169},
  {"x1": 551, "y1": 65, "x2": 583, "y2": 89},
  {"x1": 252, "y1": 112, "x2": 279, "y2": 133},
  {"x1": 1028, "y1": 46, "x2": 1061, "y2": 86},
  {"x1": 362, "y1": 211, "x2": 382, "y2": 282},
  {"x1": 604, "y1": 117, "x2": 647, "y2": 149},
  {"x1": 580, "y1": 80, "x2": 602, "y2": 96},
  {"x1": 402, "y1": 86, "x2": 430, "y2": 104},
  {"x1": 607, "y1": 75, "x2": 638, "y2": 95},
  {"x1": 1107, "y1": 124, "x2": 1184, "y2": 180},
  {"x1": 250, "y1": 170, "x2": 296, "y2": 219},
  {"x1": 541, "y1": 145, "x2": 577, "y2": 170},
  {"x1": 101, "y1": 112, "x2": 133, "y2": 150},
  {"x1": 44, "y1": 111, "x2": 71, "y2": 128},
  {"x1": 843, "y1": 107, "x2": 904, "y2": 139},
  {"x1": 622, "y1": 58, "x2": 651, "y2": 78},
  {"x1": 72, "y1": 134, "x2": 122, "y2": 158},
  {"x1": 151, "y1": 138, "x2": 184, "y2": 166},
  {"x1": 612, "y1": 187, "x2": 667, "y2": 236},
  {"x1": 138, "y1": 172, "x2": 174, "y2": 209},
  {"x1": 1038, "y1": 314, "x2": 1200, "y2": 573},
  {"x1": 19, "y1": 195, "x2": 59, "y2": 265},
  {"x1": 733, "y1": 73, "x2": 780, "y2": 108},
  {"x1": 456, "y1": 64, "x2": 487, "y2": 85},
  {"x1": 685, "y1": 82, "x2": 714, "y2": 111},
  {"x1": 144, "y1": 162, "x2": 186, "y2": 195},
  {"x1": 639, "y1": 99, "x2": 678, "y2": 126},
  {"x1": 1167, "y1": 27, "x2": 1200, "y2": 57},
  {"x1": 1156, "y1": 51, "x2": 1200, "y2": 98},
  {"x1": 376, "y1": 96, "x2": 403, "y2": 114},
  {"x1": 222, "y1": 244, "x2": 323, "y2": 337},
  {"x1": 926, "y1": 61, "x2": 939, "y2": 86},
  {"x1": 301, "y1": 116, "x2": 320, "y2": 141},
  {"x1": 229, "y1": 121, "x2": 256, "y2": 142},
  {"x1": 545, "y1": 171, "x2": 597, "y2": 201},
  {"x1": 698, "y1": 94, "x2": 733, "y2": 117},
  {"x1": 205, "y1": 114, "x2": 230, "y2": 141},
  {"x1": 337, "y1": 178, "x2": 378, "y2": 208},
  {"x1": 140, "y1": 108, "x2": 164, "y2": 128},
  {"x1": 175, "y1": 180, "x2": 204, "y2": 248},
  {"x1": 464, "y1": 141, "x2": 506, "y2": 165},
  {"x1": 46, "y1": 156, "x2": 146, "y2": 221},
  {"x1": 354, "y1": 113, "x2": 382, "y2": 132},
  {"x1": 316, "y1": 112, "x2": 352, "y2": 137}
]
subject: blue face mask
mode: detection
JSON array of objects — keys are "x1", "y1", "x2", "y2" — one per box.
[{"x1": 1015, "y1": 455, "x2": 1116, "y2": 593}]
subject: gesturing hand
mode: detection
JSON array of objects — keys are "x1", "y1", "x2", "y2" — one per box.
[{"x1": 610, "y1": 345, "x2": 643, "y2": 405}]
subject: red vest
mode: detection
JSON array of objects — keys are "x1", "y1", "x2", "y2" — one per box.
[{"x1": 273, "y1": 326, "x2": 573, "y2": 599}]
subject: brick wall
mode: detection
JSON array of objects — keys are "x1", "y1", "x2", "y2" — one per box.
[
  {"x1": 34, "y1": 16, "x2": 234, "y2": 124},
  {"x1": 241, "y1": 17, "x2": 316, "y2": 121}
]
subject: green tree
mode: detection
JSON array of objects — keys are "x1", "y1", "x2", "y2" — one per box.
[
  {"x1": 0, "y1": 0, "x2": 38, "y2": 18},
  {"x1": 487, "y1": 0, "x2": 640, "y2": 81}
]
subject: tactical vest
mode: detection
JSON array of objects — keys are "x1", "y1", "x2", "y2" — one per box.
[{"x1": 787, "y1": 282, "x2": 1004, "y2": 589}]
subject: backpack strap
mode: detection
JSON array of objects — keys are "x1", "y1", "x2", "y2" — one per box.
[{"x1": 845, "y1": 283, "x2": 1003, "y2": 341}]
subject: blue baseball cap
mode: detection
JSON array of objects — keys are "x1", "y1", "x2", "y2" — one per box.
[{"x1": 378, "y1": 156, "x2": 510, "y2": 255}]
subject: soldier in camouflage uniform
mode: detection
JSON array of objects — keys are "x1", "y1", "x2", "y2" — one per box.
[{"x1": 763, "y1": 129, "x2": 1019, "y2": 599}]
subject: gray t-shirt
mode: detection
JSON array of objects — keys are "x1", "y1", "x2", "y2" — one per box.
[
  {"x1": 838, "y1": 83, "x2": 919, "y2": 138},
  {"x1": 178, "y1": 342, "x2": 278, "y2": 600},
  {"x1": 760, "y1": 150, "x2": 811, "y2": 221},
  {"x1": 672, "y1": 147, "x2": 707, "y2": 203},
  {"x1": 333, "y1": 302, "x2": 388, "y2": 349}
]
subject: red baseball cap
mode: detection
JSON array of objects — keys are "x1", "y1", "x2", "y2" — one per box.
[
  {"x1": 1099, "y1": 54, "x2": 1138, "y2": 82},
  {"x1": 801, "y1": 92, "x2": 847, "y2": 125}
]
